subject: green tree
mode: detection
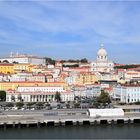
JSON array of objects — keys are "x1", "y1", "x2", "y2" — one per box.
[
  {"x1": 135, "y1": 101, "x2": 140, "y2": 105},
  {"x1": 80, "y1": 58, "x2": 88, "y2": 63},
  {"x1": 55, "y1": 92, "x2": 61, "y2": 102},
  {"x1": 62, "y1": 64, "x2": 79, "y2": 68},
  {"x1": 45, "y1": 57, "x2": 55, "y2": 65},
  {"x1": 6, "y1": 102, "x2": 14, "y2": 107},
  {"x1": 26, "y1": 102, "x2": 35, "y2": 109},
  {"x1": 0, "y1": 90, "x2": 6, "y2": 101},
  {"x1": 35, "y1": 102, "x2": 44, "y2": 109},
  {"x1": 114, "y1": 64, "x2": 140, "y2": 69},
  {"x1": 74, "y1": 102, "x2": 80, "y2": 108},
  {"x1": 16, "y1": 102, "x2": 24, "y2": 109},
  {"x1": 97, "y1": 90, "x2": 111, "y2": 105}
]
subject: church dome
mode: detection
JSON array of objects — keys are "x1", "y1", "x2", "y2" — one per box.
[{"x1": 97, "y1": 45, "x2": 107, "y2": 56}]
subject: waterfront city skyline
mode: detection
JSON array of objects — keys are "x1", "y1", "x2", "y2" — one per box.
[{"x1": 0, "y1": 1, "x2": 140, "y2": 64}]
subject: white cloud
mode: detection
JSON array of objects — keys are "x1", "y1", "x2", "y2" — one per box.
[{"x1": 0, "y1": 1, "x2": 139, "y2": 63}]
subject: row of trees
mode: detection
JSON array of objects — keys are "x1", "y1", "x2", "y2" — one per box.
[
  {"x1": 5, "y1": 102, "x2": 49, "y2": 109},
  {"x1": 62, "y1": 64, "x2": 79, "y2": 68},
  {"x1": 114, "y1": 64, "x2": 140, "y2": 69},
  {"x1": 45, "y1": 57, "x2": 89, "y2": 65},
  {"x1": 60, "y1": 58, "x2": 88, "y2": 63}
]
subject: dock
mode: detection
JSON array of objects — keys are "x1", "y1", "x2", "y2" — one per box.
[{"x1": 0, "y1": 109, "x2": 140, "y2": 128}]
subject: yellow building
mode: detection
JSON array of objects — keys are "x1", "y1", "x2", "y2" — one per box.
[
  {"x1": 0, "y1": 63, "x2": 34, "y2": 74},
  {"x1": 0, "y1": 63, "x2": 14, "y2": 74},
  {"x1": 45, "y1": 82, "x2": 69, "y2": 90},
  {"x1": 76, "y1": 72, "x2": 97, "y2": 85},
  {"x1": 14, "y1": 63, "x2": 33, "y2": 73},
  {"x1": 0, "y1": 81, "x2": 69, "y2": 91}
]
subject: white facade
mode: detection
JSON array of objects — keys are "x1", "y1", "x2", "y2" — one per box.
[
  {"x1": 113, "y1": 85, "x2": 140, "y2": 103},
  {"x1": 6, "y1": 91, "x2": 74, "y2": 102},
  {"x1": 6, "y1": 85, "x2": 74, "y2": 102},
  {"x1": 65, "y1": 72, "x2": 78, "y2": 85},
  {"x1": 17, "y1": 86, "x2": 65, "y2": 93},
  {"x1": 91, "y1": 44, "x2": 114, "y2": 72},
  {"x1": 72, "y1": 84, "x2": 101, "y2": 97},
  {"x1": 0, "y1": 53, "x2": 45, "y2": 65},
  {"x1": 0, "y1": 74, "x2": 9, "y2": 82},
  {"x1": 124, "y1": 70, "x2": 140, "y2": 82},
  {"x1": 95, "y1": 72, "x2": 115, "y2": 81},
  {"x1": 9, "y1": 73, "x2": 46, "y2": 82}
]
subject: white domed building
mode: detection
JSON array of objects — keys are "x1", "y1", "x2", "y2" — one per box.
[{"x1": 91, "y1": 44, "x2": 114, "y2": 72}]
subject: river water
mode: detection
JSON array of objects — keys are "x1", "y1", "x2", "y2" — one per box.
[{"x1": 0, "y1": 124, "x2": 140, "y2": 139}]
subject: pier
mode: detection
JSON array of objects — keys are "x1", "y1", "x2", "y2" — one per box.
[{"x1": 0, "y1": 109, "x2": 140, "y2": 128}]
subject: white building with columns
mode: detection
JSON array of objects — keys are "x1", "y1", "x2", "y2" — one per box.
[
  {"x1": 6, "y1": 86, "x2": 74, "y2": 102},
  {"x1": 91, "y1": 44, "x2": 114, "y2": 72}
]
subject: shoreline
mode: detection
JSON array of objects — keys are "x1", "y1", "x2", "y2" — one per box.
[{"x1": 0, "y1": 110, "x2": 140, "y2": 129}]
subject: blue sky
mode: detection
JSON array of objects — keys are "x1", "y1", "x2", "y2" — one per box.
[{"x1": 0, "y1": 1, "x2": 140, "y2": 64}]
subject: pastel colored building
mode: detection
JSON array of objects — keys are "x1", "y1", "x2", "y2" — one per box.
[
  {"x1": 9, "y1": 72, "x2": 46, "y2": 82},
  {"x1": 124, "y1": 70, "x2": 140, "y2": 82},
  {"x1": 72, "y1": 84, "x2": 101, "y2": 97},
  {"x1": 113, "y1": 84, "x2": 140, "y2": 103},
  {"x1": 6, "y1": 86, "x2": 74, "y2": 102},
  {"x1": 76, "y1": 72, "x2": 97, "y2": 85},
  {"x1": 0, "y1": 63, "x2": 14, "y2": 74},
  {"x1": 0, "y1": 81, "x2": 68, "y2": 91},
  {"x1": 14, "y1": 63, "x2": 33, "y2": 73}
]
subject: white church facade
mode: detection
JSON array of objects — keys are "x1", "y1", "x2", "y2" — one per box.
[{"x1": 91, "y1": 44, "x2": 114, "y2": 72}]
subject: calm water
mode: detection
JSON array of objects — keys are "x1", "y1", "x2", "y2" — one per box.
[{"x1": 0, "y1": 124, "x2": 140, "y2": 139}]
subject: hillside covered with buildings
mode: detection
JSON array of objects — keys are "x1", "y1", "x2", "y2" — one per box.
[{"x1": 0, "y1": 44, "x2": 139, "y2": 107}]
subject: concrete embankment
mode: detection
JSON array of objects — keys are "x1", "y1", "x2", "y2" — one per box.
[{"x1": 0, "y1": 112, "x2": 140, "y2": 129}]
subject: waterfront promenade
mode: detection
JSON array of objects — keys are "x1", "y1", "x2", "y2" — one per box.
[{"x1": 0, "y1": 109, "x2": 140, "y2": 128}]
